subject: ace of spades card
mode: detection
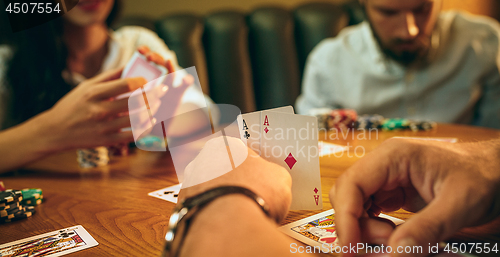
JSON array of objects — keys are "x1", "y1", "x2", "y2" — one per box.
[{"x1": 239, "y1": 106, "x2": 323, "y2": 210}]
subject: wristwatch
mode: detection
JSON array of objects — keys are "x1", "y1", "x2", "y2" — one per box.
[{"x1": 162, "y1": 186, "x2": 271, "y2": 257}]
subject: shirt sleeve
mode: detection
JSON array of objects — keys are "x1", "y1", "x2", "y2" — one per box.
[
  {"x1": 295, "y1": 43, "x2": 333, "y2": 115},
  {"x1": 474, "y1": 22, "x2": 500, "y2": 129}
]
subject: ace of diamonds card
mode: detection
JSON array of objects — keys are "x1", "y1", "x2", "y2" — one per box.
[{"x1": 259, "y1": 110, "x2": 323, "y2": 210}]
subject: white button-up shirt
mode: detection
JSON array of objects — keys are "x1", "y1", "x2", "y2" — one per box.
[{"x1": 296, "y1": 11, "x2": 500, "y2": 129}]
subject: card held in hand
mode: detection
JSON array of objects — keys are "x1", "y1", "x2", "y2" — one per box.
[
  {"x1": 239, "y1": 106, "x2": 295, "y2": 156},
  {"x1": 259, "y1": 110, "x2": 323, "y2": 210}
]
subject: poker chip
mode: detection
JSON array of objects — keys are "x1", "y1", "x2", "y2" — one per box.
[
  {"x1": 355, "y1": 114, "x2": 384, "y2": 130},
  {"x1": 136, "y1": 135, "x2": 166, "y2": 150},
  {"x1": 77, "y1": 146, "x2": 110, "y2": 168},
  {"x1": 309, "y1": 108, "x2": 358, "y2": 131},
  {"x1": 108, "y1": 143, "x2": 129, "y2": 156},
  {"x1": 308, "y1": 108, "x2": 332, "y2": 130},
  {"x1": 0, "y1": 201, "x2": 19, "y2": 211},
  {"x1": 0, "y1": 206, "x2": 36, "y2": 224},
  {"x1": 0, "y1": 190, "x2": 22, "y2": 205},
  {"x1": 22, "y1": 197, "x2": 43, "y2": 206},
  {"x1": 327, "y1": 109, "x2": 358, "y2": 131},
  {"x1": 21, "y1": 188, "x2": 44, "y2": 206},
  {"x1": 21, "y1": 188, "x2": 42, "y2": 200},
  {"x1": 0, "y1": 189, "x2": 42, "y2": 224},
  {"x1": 0, "y1": 205, "x2": 22, "y2": 217},
  {"x1": 382, "y1": 118, "x2": 410, "y2": 131},
  {"x1": 0, "y1": 205, "x2": 20, "y2": 216},
  {"x1": 409, "y1": 120, "x2": 437, "y2": 131},
  {"x1": 310, "y1": 109, "x2": 437, "y2": 132}
]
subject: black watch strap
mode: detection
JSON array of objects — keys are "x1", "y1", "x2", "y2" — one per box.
[{"x1": 162, "y1": 186, "x2": 271, "y2": 257}]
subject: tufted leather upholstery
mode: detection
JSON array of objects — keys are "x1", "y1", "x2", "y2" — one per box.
[
  {"x1": 248, "y1": 7, "x2": 300, "y2": 110},
  {"x1": 115, "y1": 1, "x2": 360, "y2": 113}
]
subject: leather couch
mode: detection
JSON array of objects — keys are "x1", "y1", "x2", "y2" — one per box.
[{"x1": 114, "y1": 1, "x2": 364, "y2": 113}]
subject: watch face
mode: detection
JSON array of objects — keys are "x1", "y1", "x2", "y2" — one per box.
[{"x1": 163, "y1": 208, "x2": 192, "y2": 257}]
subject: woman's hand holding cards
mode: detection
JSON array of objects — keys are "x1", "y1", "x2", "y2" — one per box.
[
  {"x1": 35, "y1": 45, "x2": 184, "y2": 152},
  {"x1": 37, "y1": 67, "x2": 147, "y2": 151}
]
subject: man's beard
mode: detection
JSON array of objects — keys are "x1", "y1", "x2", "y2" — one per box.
[{"x1": 368, "y1": 21, "x2": 430, "y2": 66}]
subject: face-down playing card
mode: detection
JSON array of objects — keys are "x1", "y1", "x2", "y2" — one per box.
[
  {"x1": 259, "y1": 109, "x2": 322, "y2": 210},
  {"x1": 117, "y1": 51, "x2": 168, "y2": 100},
  {"x1": 148, "y1": 183, "x2": 182, "y2": 204}
]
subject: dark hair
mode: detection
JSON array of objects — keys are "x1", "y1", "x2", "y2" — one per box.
[{"x1": 3, "y1": 0, "x2": 121, "y2": 128}]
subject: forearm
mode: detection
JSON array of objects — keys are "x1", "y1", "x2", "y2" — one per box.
[
  {"x1": 0, "y1": 111, "x2": 58, "y2": 173},
  {"x1": 179, "y1": 195, "x2": 311, "y2": 257}
]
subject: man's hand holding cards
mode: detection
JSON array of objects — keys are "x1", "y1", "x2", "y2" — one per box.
[{"x1": 239, "y1": 106, "x2": 323, "y2": 210}]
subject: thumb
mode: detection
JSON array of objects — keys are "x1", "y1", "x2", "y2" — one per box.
[{"x1": 388, "y1": 187, "x2": 473, "y2": 256}]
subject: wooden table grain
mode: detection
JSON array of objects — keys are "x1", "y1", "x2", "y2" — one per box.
[{"x1": 1, "y1": 124, "x2": 499, "y2": 256}]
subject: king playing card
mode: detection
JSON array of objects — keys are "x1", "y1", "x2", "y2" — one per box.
[
  {"x1": 280, "y1": 209, "x2": 404, "y2": 248},
  {"x1": 0, "y1": 225, "x2": 98, "y2": 257}
]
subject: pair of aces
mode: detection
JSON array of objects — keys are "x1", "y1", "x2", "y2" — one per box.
[
  {"x1": 149, "y1": 106, "x2": 324, "y2": 211},
  {"x1": 239, "y1": 106, "x2": 323, "y2": 210}
]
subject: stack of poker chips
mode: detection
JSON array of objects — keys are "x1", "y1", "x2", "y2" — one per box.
[
  {"x1": 310, "y1": 108, "x2": 358, "y2": 131},
  {"x1": 381, "y1": 119, "x2": 437, "y2": 131},
  {"x1": 327, "y1": 109, "x2": 358, "y2": 131},
  {"x1": 308, "y1": 108, "x2": 332, "y2": 130},
  {"x1": 108, "y1": 143, "x2": 130, "y2": 156},
  {"x1": 408, "y1": 120, "x2": 437, "y2": 132},
  {"x1": 381, "y1": 118, "x2": 411, "y2": 131},
  {"x1": 21, "y1": 188, "x2": 44, "y2": 206},
  {"x1": 0, "y1": 189, "x2": 39, "y2": 224},
  {"x1": 136, "y1": 135, "x2": 167, "y2": 151},
  {"x1": 310, "y1": 108, "x2": 437, "y2": 132},
  {"x1": 354, "y1": 115, "x2": 385, "y2": 129},
  {"x1": 77, "y1": 146, "x2": 110, "y2": 168}
]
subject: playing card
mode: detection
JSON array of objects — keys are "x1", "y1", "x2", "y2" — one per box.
[
  {"x1": 0, "y1": 225, "x2": 98, "y2": 257},
  {"x1": 117, "y1": 51, "x2": 168, "y2": 100},
  {"x1": 121, "y1": 51, "x2": 167, "y2": 85},
  {"x1": 279, "y1": 209, "x2": 404, "y2": 248},
  {"x1": 260, "y1": 110, "x2": 322, "y2": 210},
  {"x1": 318, "y1": 141, "x2": 348, "y2": 157},
  {"x1": 239, "y1": 106, "x2": 295, "y2": 155},
  {"x1": 148, "y1": 183, "x2": 182, "y2": 203},
  {"x1": 392, "y1": 137, "x2": 458, "y2": 143}
]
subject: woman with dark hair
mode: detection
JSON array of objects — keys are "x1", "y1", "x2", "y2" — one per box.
[{"x1": 0, "y1": 0, "x2": 212, "y2": 173}]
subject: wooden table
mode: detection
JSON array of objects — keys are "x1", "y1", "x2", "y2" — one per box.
[{"x1": 1, "y1": 124, "x2": 500, "y2": 256}]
